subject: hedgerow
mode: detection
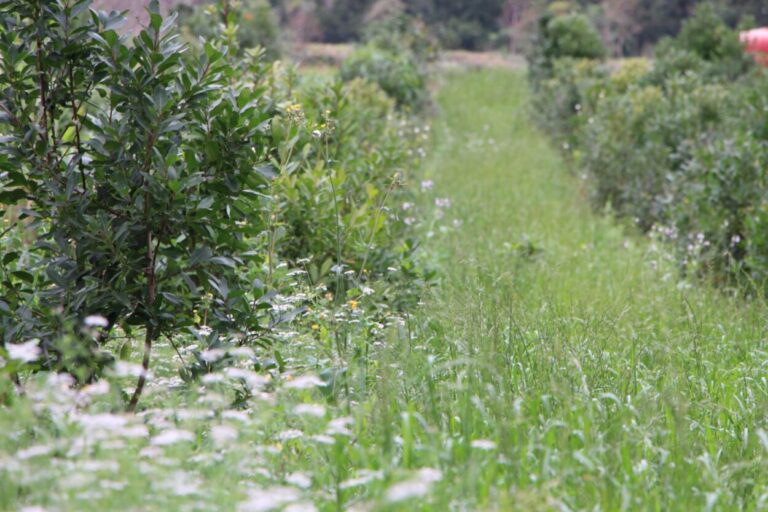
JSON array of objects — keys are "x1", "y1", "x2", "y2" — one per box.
[{"x1": 528, "y1": 3, "x2": 768, "y2": 290}]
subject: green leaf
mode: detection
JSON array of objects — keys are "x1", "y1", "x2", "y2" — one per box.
[
  {"x1": 119, "y1": 340, "x2": 132, "y2": 360},
  {"x1": 0, "y1": 189, "x2": 27, "y2": 203}
]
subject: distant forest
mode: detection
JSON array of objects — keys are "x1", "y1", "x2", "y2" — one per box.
[{"x1": 95, "y1": 0, "x2": 768, "y2": 54}]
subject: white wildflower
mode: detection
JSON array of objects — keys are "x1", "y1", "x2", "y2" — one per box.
[
  {"x1": 139, "y1": 446, "x2": 163, "y2": 459},
  {"x1": 326, "y1": 416, "x2": 354, "y2": 437},
  {"x1": 111, "y1": 361, "x2": 152, "y2": 379},
  {"x1": 211, "y1": 424, "x2": 239, "y2": 446},
  {"x1": 151, "y1": 429, "x2": 195, "y2": 446},
  {"x1": 84, "y1": 315, "x2": 109, "y2": 328},
  {"x1": 6, "y1": 339, "x2": 41, "y2": 363},
  {"x1": 82, "y1": 380, "x2": 110, "y2": 396},
  {"x1": 100, "y1": 480, "x2": 127, "y2": 491},
  {"x1": 470, "y1": 439, "x2": 497, "y2": 451},
  {"x1": 116, "y1": 425, "x2": 149, "y2": 439},
  {"x1": 340, "y1": 470, "x2": 384, "y2": 490},
  {"x1": 202, "y1": 373, "x2": 226, "y2": 384},
  {"x1": 225, "y1": 367, "x2": 269, "y2": 390},
  {"x1": 386, "y1": 468, "x2": 442, "y2": 503},
  {"x1": 200, "y1": 348, "x2": 227, "y2": 363},
  {"x1": 286, "y1": 472, "x2": 312, "y2": 489},
  {"x1": 237, "y1": 486, "x2": 300, "y2": 512},
  {"x1": 310, "y1": 434, "x2": 335, "y2": 445},
  {"x1": 285, "y1": 375, "x2": 324, "y2": 390},
  {"x1": 222, "y1": 410, "x2": 252, "y2": 423},
  {"x1": 293, "y1": 403, "x2": 326, "y2": 418},
  {"x1": 76, "y1": 413, "x2": 127, "y2": 431},
  {"x1": 420, "y1": 179, "x2": 434, "y2": 191},
  {"x1": 277, "y1": 429, "x2": 304, "y2": 441},
  {"x1": 17, "y1": 444, "x2": 53, "y2": 460}
]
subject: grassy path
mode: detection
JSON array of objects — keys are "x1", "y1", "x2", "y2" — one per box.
[{"x1": 409, "y1": 70, "x2": 768, "y2": 509}]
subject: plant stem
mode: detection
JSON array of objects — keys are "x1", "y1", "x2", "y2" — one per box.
[{"x1": 127, "y1": 230, "x2": 157, "y2": 412}]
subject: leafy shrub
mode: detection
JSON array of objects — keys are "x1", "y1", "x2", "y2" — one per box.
[
  {"x1": 527, "y1": 10, "x2": 606, "y2": 86},
  {"x1": 340, "y1": 45, "x2": 428, "y2": 109},
  {"x1": 650, "y1": 3, "x2": 752, "y2": 82},
  {"x1": 0, "y1": 1, "x2": 275, "y2": 405},
  {"x1": 177, "y1": 0, "x2": 282, "y2": 58},
  {"x1": 529, "y1": 2, "x2": 768, "y2": 290},
  {"x1": 262, "y1": 69, "x2": 427, "y2": 300},
  {"x1": 578, "y1": 77, "x2": 733, "y2": 229},
  {"x1": 545, "y1": 14, "x2": 606, "y2": 61},
  {"x1": 531, "y1": 57, "x2": 606, "y2": 149},
  {"x1": 0, "y1": 0, "x2": 430, "y2": 409},
  {"x1": 364, "y1": 10, "x2": 439, "y2": 65}
]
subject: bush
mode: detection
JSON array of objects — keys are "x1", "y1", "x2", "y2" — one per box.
[
  {"x1": 0, "y1": 2, "x2": 273, "y2": 403},
  {"x1": 578, "y1": 76, "x2": 733, "y2": 229},
  {"x1": 364, "y1": 10, "x2": 439, "y2": 65},
  {"x1": 0, "y1": 0, "x2": 430, "y2": 408},
  {"x1": 528, "y1": 2, "x2": 768, "y2": 291},
  {"x1": 177, "y1": 0, "x2": 282, "y2": 58},
  {"x1": 531, "y1": 57, "x2": 606, "y2": 148},
  {"x1": 545, "y1": 14, "x2": 606, "y2": 61},
  {"x1": 527, "y1": 10, "x2": 606, "y2": 86},
  {"x1": 340, "y1": 45, "x2": 428, "y2": 109},
  {"x1": 650, "y1": 3, "x2": 752, "y2": 82},
  {"x1": 263, "y1": 71, "x2": 427, "y2": 296}
]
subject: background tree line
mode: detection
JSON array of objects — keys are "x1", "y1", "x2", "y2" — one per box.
[{"x1": 96, "y1": 0, "x2": 768, "y2": 54}]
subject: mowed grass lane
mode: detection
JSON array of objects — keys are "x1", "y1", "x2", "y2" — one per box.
[{"x1": 409, "y1": 69, "x2": 768, "y2": 510}]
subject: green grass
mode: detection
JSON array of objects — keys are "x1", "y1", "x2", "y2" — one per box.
[
  {"x1": 413, "y1": 69, "x2": 768, "y2": 509},
  {"x1": 4, "y1": 69, "x2": 768, "y2": 511}
]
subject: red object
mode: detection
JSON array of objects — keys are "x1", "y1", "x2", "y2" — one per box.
[{"x1": 741, "y1": 28, "x2": 768, "y2": 67}]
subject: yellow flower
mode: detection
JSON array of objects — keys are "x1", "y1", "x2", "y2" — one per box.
[
  {"x1": 348, "y1": 300, "x2": 359, "y2": 311},
  {"x1": 311, "y1": 324, "x2": 320, "y2": 331}
]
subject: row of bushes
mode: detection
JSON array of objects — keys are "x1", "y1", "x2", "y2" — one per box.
[
  {"x1": 339, "y1": 11, "x2": 435, "y2": 110},
  {"x1": 528, "y1": 4, "x2": 768, "y2": 290},
  {"x1": 176, "y1": 0, "x2": 433, "y2": 111},
  {"x1": 0, "y1": 1, "x2": 430, "y2": 405}
]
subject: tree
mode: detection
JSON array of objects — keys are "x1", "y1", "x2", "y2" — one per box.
[{"x1": 0, "y1": 0, "x2": 272, "y2": 409}]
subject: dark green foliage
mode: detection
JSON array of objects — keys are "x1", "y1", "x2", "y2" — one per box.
[
  {"x1": 529, "y1": 4, "x2": 768, "y2": 290},
  {"x1": 176, "y1": 0, "x2": 282, "y2": 58},
  {"x1": 545, "y1": 14, "x2": 606, "y2": 60},
  {"x1": 407, "y1": 0, "x2": 505, "y2": 50},
  {"x1": 650, "y1": 2, "x2": 751, "y2": 81},
  {"x1": 0, "y1": 1, "x2": 273, "y2": 387},
  {"x1": 315, "y1": 0, "x2": 375, "y2": 43},
  {"x1": 339, "y1": 9, "x2": 432, "y2": 110},
  {"x1": 526, "y1": 9, "x2": 605, "y2": 87},
  {"x1": 0, "y1": 0, "x2": 431, "y2": 406},
  {"x1": 340, "y1": 45, "x2": 428, "y2": 109},
  {"x1": 364, "y1": 10, "x2": 438, "y2": 65}
]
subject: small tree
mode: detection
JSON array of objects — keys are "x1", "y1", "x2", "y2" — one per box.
[
  {"x1": 526, "y1": 8, "x2": 605, "y2": 86},
  {"x1": 0, "y1": 0, "x2": 272, "y2": 409}
]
